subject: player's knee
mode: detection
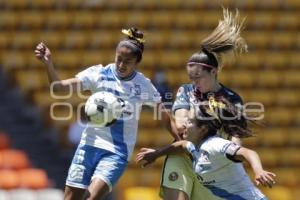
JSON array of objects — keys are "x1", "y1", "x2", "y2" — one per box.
[
  {"x1": 64, "y1": 186, "x2": 85, "y2": 200},
  {"x1": 85, "y1": 179, "x2": 110, "y2": 200}
]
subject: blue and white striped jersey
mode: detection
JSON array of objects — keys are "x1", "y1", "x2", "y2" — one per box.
[
  {"x1": 186, "y1": 137, "x2": 266, "y2": 200},
  {"x1": 76, "y1": 63, "x2": 161, "y2": 160}
]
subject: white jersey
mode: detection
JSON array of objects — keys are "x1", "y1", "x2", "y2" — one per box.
[
  {"x1": 76, "y1": 63, "x2": 161, "y2": 160},
  {"x1": 186, "y1": 136, "x2": 266, "y2": 200}
]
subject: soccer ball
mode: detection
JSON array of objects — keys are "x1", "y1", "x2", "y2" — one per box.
[{"x1": 84, "y1": 91, "x2": 125, "y2": 127}]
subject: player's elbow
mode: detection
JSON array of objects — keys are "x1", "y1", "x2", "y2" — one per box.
[{"x1": 50, "y1": 81, "x2": 70, "y2": 92}]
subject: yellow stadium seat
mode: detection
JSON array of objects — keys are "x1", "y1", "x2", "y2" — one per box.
[
  {"x1": 11, "y1": 32, "x2": 37, "y2": 49},
  {"x1": 265, "y1": 108, "x2": 293, "y2": 126},
  {"x1": 275, "y1": 90, "x2": 299, "y2": 106},
  {"x1": 0, "y1": 12, "x2": 19, "y2": 29},
  {"x1": 3, "y1": 0, "x2": 28, "y2": 9},
  {"x1": 0, "y1": 32, "x2": 12, "y2": 49},
  {"x1": 89, "y1": 30, "x2": 119, "y2": 48},
  {"x1": 139, "y1": 111, "x2": 159, "y2": 128},
  {"x1": 263, "y1": 52, "x2": 290, "y2": 69},
  {"x1": 276, "y1": 12, "x2": 298, "y2": 30},
  {"x1": 148, "y1": 11, "x2": 175, "y2": 28},
  {"x1": 244, "y1": 32, "x2": 269, "y2": 49},
  {"x1": 63, "y1": 31, "x2": 89, "y2": 49},
  {"x1": 260, "y1": 128, "x2": 286, "y2": 146},
  {"x1": 283, "y1": 70, "x2": 300, "y2": 87},
  {"x1": 71, "y1": 12, "x2": 96, "y2": 29},
  {"x1": 247, "y1": 12, "x2": 276, "y2": 29},
  {"x1": 19, "y1": 11, "x2": 46, "y2": 29},
  {"x1": 38, "y1": 31, "x2": 66, "y2": 49},
  {"x1": 257, "y1": 70, "x2": 280, "y2": 87},
  {"x1": 2, "y1": 52, "x2": 28, "y2": 69},
  {"x1": 31, "y1": 0, "x2": 56, "y2": 9},
  {"x1": 124, "y1": 187, "x2": 159, "y2": 200},
  {"x1": 45, "y1": 11, "x2": 73, "y2": 29},
  {"x1": 287, "y1": 128, "x2": 300, "y2": 146},
  {"x1": 144, "y1": 31, "x2": 169, "y2": 49},
  {"x1": 280, "y1": 148, "x2": 300, "y2": 166},
  {"x1": 270, "y1": 32, "x2": 295, "y2": 49},
  {"x1": 272, "y1": 168, "x2": 299, "y2": 187},
  {"x1": 166, "y1": 68, "x2": 190, "y2": 87},
  {"x1": 262, "y1": 186, "x2": 293, "y2": 200},
  {"x1": 94, "y1": 11, "x2": 126, "y2": 28},
  {"x1": 15, "y1": 70, "x2": 48, "y2": 92},
  {"x1": 236, "y1": 52, "x2": 261, "y2": 69},
  {"x1": 256, "y1": 148, "x2": 279, "y2": 167},
  {"x1": 53, "y1": 51, "x2": 82, "y2": 68},
  {"x1": 174, "y1": 12, "x2": 199, "y2": 29},
  {"x1": 247, "y1": 89, "x2": 275, "y2": 106},
  {"x1": 224, "y1": 70, "x2": 256, "y2": 88}
]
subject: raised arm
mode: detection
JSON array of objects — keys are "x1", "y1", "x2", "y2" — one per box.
[
  {"x1": 234, "y1": 147, "x2": 276, "y2": 188},
  {"x1": 136, "y1": 140, "x2": 188, "y2": 167},
  {"x1": 34, "y1": 42, "x2": 83, "y2": 92},
  {"x1": 160, "y1": 103, "x2": 183, "y2": 141}
]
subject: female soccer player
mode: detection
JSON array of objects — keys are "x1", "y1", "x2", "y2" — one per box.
[
  {"x1": 137, "y1": 97, "x2": 276, "y2": 200},
  {"x1": 35, "y1": 27, "x2": 179, "y2": 200},
  {"x1": 159, "y1": 9, "x2": 250, "y2": 200}
]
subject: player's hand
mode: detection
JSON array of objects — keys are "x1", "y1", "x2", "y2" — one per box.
[
  {"x1": 136, "y1": 148, "x2": 157, "y2": 168},
  {"x1": 35, "y1": 42, "x2": 52, "y2": 65},
  {"x1": 254, "y1": 170, "x2": 276, "y2": 188}
]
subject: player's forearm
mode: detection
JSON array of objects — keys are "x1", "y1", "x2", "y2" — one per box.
[
  {"x1": 161, "y1": 106, "x2": 181, "y2": 141},
  {"x1": 241, "y1": 149, "x2": 264, "y2": 174},
  {"x1": 155, "y1": 141, "x2": 187, "y2": 158}
]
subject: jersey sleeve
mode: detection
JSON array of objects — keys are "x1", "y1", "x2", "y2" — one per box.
[
  {"x1": 210, "y1": 137, "x2": 241, "y2": 162},
  {"x1": 172, "y1": 86, "x2": 190, "y2": 113},
  {"x1": 141, "y1": 79, "x2": 162, "y2": 106},
  {"x1": 185, "y1": 141, "x2": 198, "y2": 160},
  {"x1": 75, "y1": 65, "x2": 103, "y2": 91}
]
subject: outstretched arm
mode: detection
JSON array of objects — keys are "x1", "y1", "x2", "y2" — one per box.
[
  {"x1": 235, "y1": 147, "x2": 276, "y2": 188},
  {"x1": 159, "y1": 103, "x2": 183, "y2": 141},
  {"x1": 136, "y1": 140, "x2": 189, "y2": 167},
  {"x1": 35, "y1": 42, "x2": 83, "y2": 92}
]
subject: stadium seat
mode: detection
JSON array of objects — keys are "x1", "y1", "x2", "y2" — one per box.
[
  {"x1": 9, "y1": 189, "x2": 37, "y2": 200},
  {"x1": 36, "y1": 189, "x2": 64, "y2": 200},
  {"x1": 71, "y1": 12, "x2": 95, "y2": 29},
  {"x1": 11, "y1": 31, "x2": 37, "y2": 49},
  {"x1": 262, "y1": 186, "x2": 293, "y2": 200},
  {"x1": 287, "y1": 128, "x2": 300, "y2": 146},
  {"x1": 275, "y1": 90, "x2": 299, "y2": 106},
  {"x1": 19, "y1": 169, "x2": 49, "y2": 189},
  {"x1": 257, "y1": 71, "x2": 281, "y2": 87},
  {"x1": 0, "y1": 170, "x2": 20, "y2": 189},
  {"x1": 260, "y1": 128, "x2": 287, "y2": 146},
  {"x1": 2, "y1": 0, "x2": 28, "y2": 9},
  {"x1": 0, "y1": 149, "x2": 30, "y2": 169},
  {"x1": 283, "y1": 70, "x2": 300, "y2": 87},
  {"x1": 124, "y1": 187, "x2": 159, "y2": 200},
  {"x1": 256, "y1": 148, "x2": 279, "y2": 167},
  {"x1": 275, "y1": 12, "x2": 299, "y2": 30},
  {"x1": 265, "y1": 108, "x2": 293, "y2": 126},
  {"x1": 15, "y1": 70, "x2": 48, "y2": 92},
  {"x1": 19, "y1": 11, "x2": 47, "y2": 29},
  {"x1": 63, "y1": 31, "x2": 89, "y2": 49},
  {"x1": 45, "y1": 11, "x2": 73, "y2": 29}
]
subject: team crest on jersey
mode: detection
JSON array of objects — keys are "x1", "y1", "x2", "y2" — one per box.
[
  {"x1": 130, "y1": 84, "x2": 141, "y2": 95},
  {"x1": 168, "y1": 171, "x2": 178, "y2": 181}
]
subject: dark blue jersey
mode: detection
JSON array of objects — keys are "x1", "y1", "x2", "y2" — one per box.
[{"x1": 172, "y1": 83, "x2": 243, "y2": 114}]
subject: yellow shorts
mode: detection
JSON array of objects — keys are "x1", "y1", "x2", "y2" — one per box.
[{"x1": 160, "y1": 154, "x2": 218, "y2": 200}]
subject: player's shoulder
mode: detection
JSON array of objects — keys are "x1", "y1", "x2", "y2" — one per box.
[
  {"x1": 220, "y1": 84, "x2": 243, "y2": 104},
  {"x1": 177, "y1": 83, "x2": 194, "y2": 93},
  {"x1": 201, "y1": 136, "x2": 231, "y2": 152}
]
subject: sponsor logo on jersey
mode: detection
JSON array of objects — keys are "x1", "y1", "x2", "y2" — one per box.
[{"x1": 169, "y1": 172, "x2": 179, "y2": 181}]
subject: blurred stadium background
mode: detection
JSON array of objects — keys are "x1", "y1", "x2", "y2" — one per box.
[{"x1": 0, "y1": 0, "x2": 300, "y2": 199}]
